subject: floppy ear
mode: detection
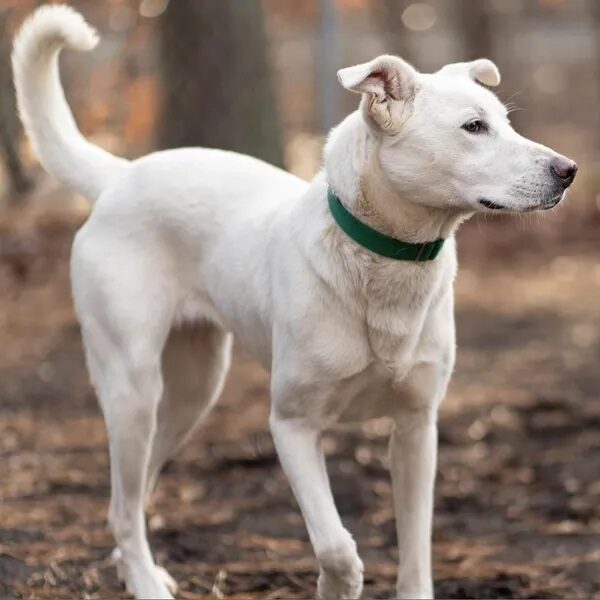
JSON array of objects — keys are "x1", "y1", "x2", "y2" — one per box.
[
  {"x1": 468, "y1": 59, "x2": 501, "y2": 86},
  {"x1": 337, "y1": 55, "x2": 417, "y2": 132},
  {"x1": 440, "y1": 59, "x2": 501, "y2": 87}
]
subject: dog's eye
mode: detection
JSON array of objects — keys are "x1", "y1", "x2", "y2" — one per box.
[{"x1": 462, "y1": 120, "x2": 486, "y2": 134}]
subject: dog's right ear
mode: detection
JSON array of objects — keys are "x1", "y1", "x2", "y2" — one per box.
[{"x1": 337, "y1": 55, "x2": 417, "y2": 133}]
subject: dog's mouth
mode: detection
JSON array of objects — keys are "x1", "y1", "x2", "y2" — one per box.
[
  {"x1": 478, "y1": 193, "x2": 564, "y2": 213},
  {"x1": 479, "y1": 199, "x2": 505, "y2": 210},
  {"x1": 538, "y1": 194, "x2": 564, "y2": 211}
]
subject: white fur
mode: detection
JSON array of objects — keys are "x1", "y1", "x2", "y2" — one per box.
[
  {"x1": 13, "y1": 6, "x2": 576, "y2": 599},
  {"x1": 12, "y1": 4, "x2": 128, "y2": 199}
]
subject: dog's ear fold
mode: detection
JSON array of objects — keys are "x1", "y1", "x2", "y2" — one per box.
[
  {"x1": 440, "y1": 59, "x2": 501, "y2": 87},
  {"x1": 337, "y1": 55, "x2": 417, "y2": 132},
  {"x1": 467, "y1": 59, "x2": 501, "y2": 87}
]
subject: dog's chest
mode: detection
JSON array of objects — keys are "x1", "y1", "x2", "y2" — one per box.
[
  {"x1": 332, "y1": 322, "x2": 434, "y2": 423},
  {"x1": 363, "y1": 263, "x2": 439, "y2": 368},
  {"x1": 330, "y1": 265, "x2": 448, "y2": 422}
]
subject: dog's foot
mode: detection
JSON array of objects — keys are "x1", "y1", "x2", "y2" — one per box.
[
  {"x1": 155, "y1": 564, "x2": 179, "y2": 595},
  {"x1": 111, "y1": 546, "x2": 177, "y2": 598},
  {"x1": 317, "y1": 572, "x2": 363, "y2": 600},
  {"x1": 396, "y1": 585, "x2": 434, "y2": 599},
  {"x1": 316, "y1": 546, "x2": 364, "y2": 599}
]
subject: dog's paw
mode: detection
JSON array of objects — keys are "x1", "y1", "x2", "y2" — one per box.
[
  {"x1": 317, "y1": 574, "x2": 363, "y2": 600},
  {"x1": 316, "y1": 548, "x2": 364, "y2": 599},
  {"x1": 395, "y1": 585, "x2": 434, "y2": 599},
  {"x1": 110, "y1": 546, "x2": 177, "y2": 598},
  {"x1": 155, "y1": 564, "x2": 178, "y2": 595}
]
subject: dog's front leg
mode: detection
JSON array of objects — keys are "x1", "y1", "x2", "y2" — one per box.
[
  {"x1": 270, "y1": 415, "x2": 364, "y2": 599},
  {"x1": 390, "y1": 363, "x2": 449, "y2": 600},
  {"x1": 390, "y1": 409, "x2": 437, "y2": 599}
]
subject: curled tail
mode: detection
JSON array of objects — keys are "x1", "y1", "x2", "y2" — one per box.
[{"x1": 12, "y1": 5, "x2": 128, "y2": 200}]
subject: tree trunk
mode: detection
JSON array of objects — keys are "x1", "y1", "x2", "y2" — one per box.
[
  {"x1": 375, "y1": 0, "x2": 412, "y2": 61},
  {"x1": 455, "y1": 0, "x2": 493, "y2": 60},
  {"x1": 0, "y1": 9, "x2": 31, "y2": 199},
  {"x1": 158, "y1": 0, "x2": 282, "y2": 166},
  {"x1": 591, "y1": 2, "x2": 600, "y2": 153}
]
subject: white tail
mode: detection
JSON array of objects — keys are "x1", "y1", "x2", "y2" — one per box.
[{"x1": 12, "y1": 5, "x2": 129, "y2": 200}]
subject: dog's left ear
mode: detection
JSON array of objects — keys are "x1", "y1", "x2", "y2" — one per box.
[
  {"x1": 337, "y1": 55, "x2": 417, "y2": 132},
  {"x1": 440, "y1": 59, "x2": 501, "y2": 87}
]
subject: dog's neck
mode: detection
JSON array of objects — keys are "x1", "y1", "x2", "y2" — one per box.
[{"x1": 325, "y1": 112, "x2": 472, "y2": 244}]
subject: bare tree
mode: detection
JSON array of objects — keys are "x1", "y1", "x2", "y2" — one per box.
[
  {"x1": 374, "y1": 0, "x2": 412, "y2": 60},
  {"x1": 158, "y1": 0, "x2": 282, "y2": 166},
  {"x1": 454, "y1": 1, "x2": 528, "y2": 132},
  {"x1": 455, "y1": 0, "x2": 493, "y2": 60},
  {"x1": 318, "y1": 0, "x2": 341, "y2": 131},
  {"x1": 591, "y1": 2, "x2": 600, "y2": 152},
  {"x1": 0, "y1": 9, "x2": 31, "y2": 199}
]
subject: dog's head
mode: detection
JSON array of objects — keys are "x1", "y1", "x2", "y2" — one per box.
[{"x1": 337, "y1": 55, "x2": 577, "y2": 213}]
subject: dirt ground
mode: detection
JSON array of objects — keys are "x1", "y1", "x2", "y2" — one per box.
[{"x1": 0, "y1": 186, "x2": 599, "y2": 599}]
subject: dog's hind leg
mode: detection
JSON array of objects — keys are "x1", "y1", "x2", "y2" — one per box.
[
  {"x1": 73, "y1": 244, "x2": 178, "y2": 599},
  {"x1": 85, "y1": 323, "x2": 179, "y2": 599},
  {"x1": 144, "y1": 322, "x2": 232, "y2": 503},
  {"x1": 83, "y1": 326, "x2": 177, "y2": 599}
]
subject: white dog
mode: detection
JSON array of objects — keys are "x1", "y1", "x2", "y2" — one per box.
[{"x1": 12, "y1": 5, "x2": 577, "y2": 599}]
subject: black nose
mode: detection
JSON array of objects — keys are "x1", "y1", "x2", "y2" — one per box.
[{"x1": 550, "y1": 156, "x2": 578, "y2": 187}]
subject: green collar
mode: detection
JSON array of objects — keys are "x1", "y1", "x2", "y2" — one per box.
[{"x1": 327, "y1": 188, "x2": 445, "y2": 262}]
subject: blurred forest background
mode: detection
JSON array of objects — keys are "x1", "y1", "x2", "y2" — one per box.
[{"x1": 0, "y1": 1, "x2": 598, "y2": 599}]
